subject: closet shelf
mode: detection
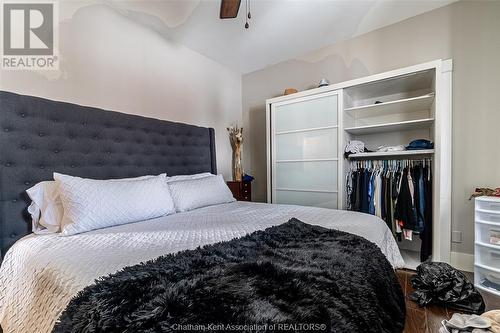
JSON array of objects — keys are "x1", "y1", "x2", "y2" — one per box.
[
  {"x1": 343, "y1": 69, "x2": 435, "y2": 101},
  {"x1": 344, "y1": 93, "x2": 434, "y2": 117},
  {"x1": 348, "y1": 149, "x2": 434, "y2": 159},
  {"x1": 344, "y1": 118, "x2": 434, "y2": 135}
]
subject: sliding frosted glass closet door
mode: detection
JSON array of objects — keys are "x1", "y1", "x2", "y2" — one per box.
[{"x1": 271, "y1": 91, "x2": 341, "y2": 209}]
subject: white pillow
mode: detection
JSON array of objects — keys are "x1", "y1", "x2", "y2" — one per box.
[
  {"x1": 168, "y1": 174, "x2": 235, "y2": 212},
  {"x1": 26, "y1": 174, "x2": 167, "y2": 234},
  {"x1": 54, "y1": 173, "x2": 175, "y2": 235},
  {"x1": 166, "y1": 172, "x2": 213, "y2": 183}
]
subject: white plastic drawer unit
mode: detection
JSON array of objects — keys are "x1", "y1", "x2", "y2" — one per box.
[{"x1": 474, "y1": 196, "x2": 500, "y2": 296}]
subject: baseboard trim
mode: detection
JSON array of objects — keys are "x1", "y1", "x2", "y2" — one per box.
[{"x1": 450, "y1": 251, "x2": 474, "y2": 272}]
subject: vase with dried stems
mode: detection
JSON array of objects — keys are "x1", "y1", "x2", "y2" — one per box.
[{"x1": 227, "y1": 126, "x2": 243, "y2": 181}]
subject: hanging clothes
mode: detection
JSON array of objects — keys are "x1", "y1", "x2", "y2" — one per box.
[
  {"x1": 346, "y1": 159, "x2": 433, "y2": 261},
  {"x1": 360, "y1": 169, "x2": 369, "y2": 214},
  {"x1": 368, "y1": 172, "x2": 375, "y2": 215},
  {"x1": 392, "y1": 168, "x2": 401, "y2": 240},
  {"x1": 354, "y1": 170, "x2": 361, "y2": 212},
  {"x1": 394, "y1": 167, "x2": 417, "y2": 232},
  {"x1": 420, "y1": 165, "x2": 433, "y2": 262},
  {"x1": 381, "y1": 173, "x2": 387, "y2": 222},
  {"x1": 412, "y1": 166, "x2": 425, "y2": 232},
  {"x1": 374, "y1": 169, "x2": 382, "y2": 218},
  {"x1": 385, "y1": 172, "x2": 394, "y2": 234},
  {"x1": 346, "y1": 172, "x2": 353, "y2": 211}
]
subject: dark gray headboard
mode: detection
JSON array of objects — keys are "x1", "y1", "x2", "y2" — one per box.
[{"x1": 0, "y1": 91, "x2": 217, "y2": 256}]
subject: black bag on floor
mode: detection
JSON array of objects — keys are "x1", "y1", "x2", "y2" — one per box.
[{"x1": 409, "y1": 262, "x2": 485, "y2": 314}]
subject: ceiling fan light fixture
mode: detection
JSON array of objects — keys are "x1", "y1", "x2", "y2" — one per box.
[
  {"x1": 244, "y1": 0, "x2": 251, "y2": 29},
  {"x1": 219, "y1": 0, "x2": 241, "y2": 19},
  {"x1": 219, "y1": 0, "x2": 252, "y2": 30}
]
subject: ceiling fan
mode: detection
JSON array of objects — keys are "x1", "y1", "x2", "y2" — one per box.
[{"x1": 220, "y1": 0, "x2": 251, "y2": 29}]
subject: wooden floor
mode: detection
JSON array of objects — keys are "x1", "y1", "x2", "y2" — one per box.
[{"x1": 397, "y1": 269, "x2": 500, "y2": 333}]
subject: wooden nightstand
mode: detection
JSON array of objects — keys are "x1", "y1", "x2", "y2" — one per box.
[{"x1": 226, "y1": 181, "x2": 252, "y2": 201}]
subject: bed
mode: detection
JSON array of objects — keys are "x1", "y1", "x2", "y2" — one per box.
[{"x1": 0, "y1": 91, "x2": 405, "y2": 333}]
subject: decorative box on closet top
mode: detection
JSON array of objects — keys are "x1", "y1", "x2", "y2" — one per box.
[
  {"x1": 474, "y1": 196, "x2": 500, "y2": 297},
  {"x1": 266, "y1": 59, "x2": 453, "y2": 265}
]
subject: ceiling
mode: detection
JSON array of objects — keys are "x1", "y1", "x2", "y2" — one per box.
[{"x1": 105, "y1": 0, "x2": 456, "y2": 74}]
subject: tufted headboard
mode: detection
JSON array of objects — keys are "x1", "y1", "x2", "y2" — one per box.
[{"x1": 0, "y1": 91, "x2": 217, "y2": 257}]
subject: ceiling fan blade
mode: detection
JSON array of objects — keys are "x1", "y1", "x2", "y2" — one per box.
[{"x1": 220, "y1": 0, "x2": 241, "y2": 19}]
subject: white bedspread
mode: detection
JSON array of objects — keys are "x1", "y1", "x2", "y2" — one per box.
[{"x1": 0, "y1": 202, "x2": 404, "y2": 333}]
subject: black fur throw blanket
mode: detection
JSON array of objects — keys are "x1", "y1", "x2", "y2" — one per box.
[{"x1": 53, "y1": 218, "x2": 405, "y2": 333}]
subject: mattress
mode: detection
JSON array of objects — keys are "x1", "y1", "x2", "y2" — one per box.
[{"x1": 0, "y1": 202, "x2": 404, "y2": 333}]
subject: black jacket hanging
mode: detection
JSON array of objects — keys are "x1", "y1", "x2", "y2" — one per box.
[
  {"x1": 394, "y1": 167, "x2": 417, "y2": 231},
  {"x1": 360, "y1": 169, "x2": 370, "y2": 213}
]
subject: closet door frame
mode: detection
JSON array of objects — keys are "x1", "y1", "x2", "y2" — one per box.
[
  {"x1": 434, "y1": 59, "x2": 453, "y2": 265},
  {"x1": 267, "y1": 89, "x2": 343, "y2": 208}
]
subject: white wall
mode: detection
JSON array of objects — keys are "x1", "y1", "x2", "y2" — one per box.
[
  {"x1": 242, "y1": 0, "x2": 500, "y2": 257},
  {"x1": 0, "y1": 3, "x2": 242, "y2": 180}
]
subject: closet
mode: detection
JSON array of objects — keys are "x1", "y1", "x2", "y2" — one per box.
[{"x1": 266, "y1": 60, "x2": 452, "y2": 268}]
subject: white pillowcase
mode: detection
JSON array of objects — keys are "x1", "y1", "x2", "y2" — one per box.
[
  {"x1": 54, "y1": 173, "x2": 175, "y2": 235},
  {"x1": 26, "y1": 181, "x2": 64, "y2": 234},
  {"x1": 168, "y1": 174, "x2": 235, "y2": 212},
  {"x1": 166, "y1": 172, "x2": 212, "y2": 183},
  {"x1": 26, "y1": 174, "x2": 167, "y2": 234}
]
